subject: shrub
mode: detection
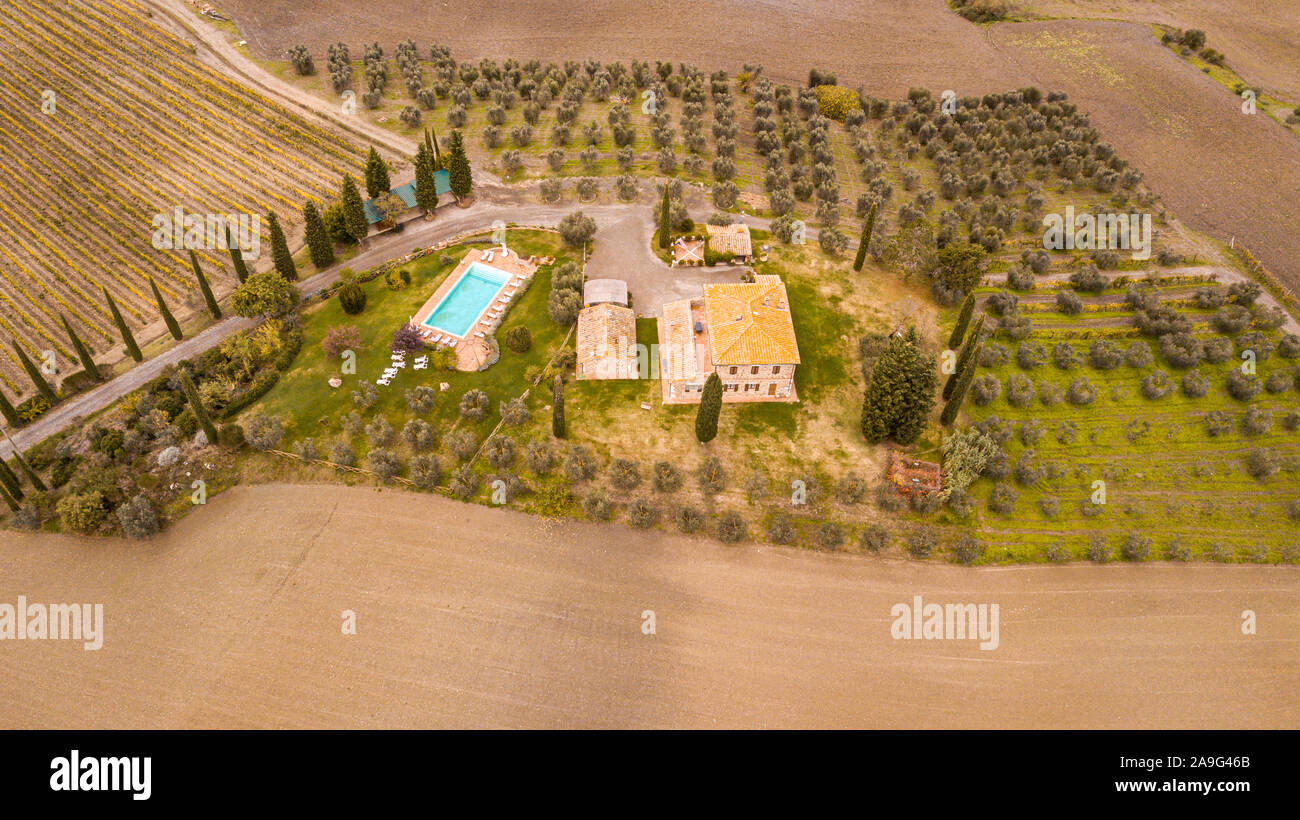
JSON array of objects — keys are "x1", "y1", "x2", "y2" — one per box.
[
  {"x1": 952, "y1": 534, "x2": 984, "y2": 565},
  {"x1": 330, "y1": 439, "x2": 356, "y2": 466},
  {"x1": 859, "y1": 524, "x2": 889, "y2": 553},
  {"x1": 1278, "y1": 334, "x2": 1300, "y2": 359},
  {"x1": 1203, "y1": 336, "x2": 1234, "y2": 364},
  {"x1": 717, "y1": 511, "x2": 748, "y2": 543},
  {"x1": 217, "y1": 423, "x2": 246, "y2": 449},
  {"x1": 1204, "y1": 410, "x2": 1233, "y2": 437},
  {"x1": 1140, "y1": 370, "x2": 1173, "y2": 400},
  {"x1": 1067, "y1": 377, "x2": 1097, "y2": 405},
  {"x1": 1121, "y1": 532, "x2": 1152, "y2": 562},
  {"x1": 970, "y1": 373, "x2": 1001, "y2": 406},
  {"x1": 564, "y1": 445, "x2": 599, "y2": 482},
  {"x1": 1242, "y1": 407, "x2": 1271, "y2": 437},
  {"x1": 1266, "y1": 370, "x2": 1295, "y2": 393},
  {"x1": 1038, "y1": 495, "x2": 1060, "y2": 518},
  {"x1": 1213, "y1": 304, "x2": 1251, "y2": 333},
  {"x1": 610, "y1": 458, "x2": 642, "y2": 490},
  {"x1": 1088, "y1": 340, "x2": 1123, "y2": 371},
  {"x1": 504, "y1": 326, "x2": 532, "y2": 354},
  {"x1": 499, "y1": 397, "x2": 531, "y2": 426},
  {"x1": 246, "y1": 413, "x2": 284, "y2": 450},
  {"x1": 1016, "y1": 341, "x2": 1046, "y2": 370},
  {"x1": 1226, "y1": 370, "x2": 1261, "y2": 401},
  {"x1": 1006, "y1": 374, "x2": 1036, "y2": 407},
  {"x1": 410, "y1": 454, "x2": 442, "y2": 488},
  {"x1": 459, "y1": 389, "x2": 490, "y2": 420},
  {"x1": 835, "y1": 473, "x2": 868, "y2": 504},
  {"x1": 1087, "y1": 535, "x2": 1112, "y2": 564},
  {"x1": 368, "y1": 449, "x2": 402, "y2": 481},
  {"x1": 405, "y1": 385, "x2": 437, "y2": 415},
  {"x1": 1052, "y1": 343, "x2": 1080, "y2": 370},
  {"x1": 1124, "y1": 341, "x2": 1154, "y2": 368},
  {"x1": 443, "y1": 429, "x2": 479, "y2": 460},
  {"x1": 1069, "y1": 266, "x2": 1108, "y2": 292},
  {"x1": 483, "y1": 435, "x2": 516, "y2": 469},
  {"x1": 767, "y1": 514, "x2": 796, "y2": 545},
  {"x1": 57, "y1": 491, "x2": 106, "y2": 534},
  {"x1": 1159, "y1": 333, "x2": 1204, "y2": 368},
  {"x1": 906, "y1": 527, "x2": 937, "y2": 558},
  {"x1": 322, "y1": 325, "x2": 363, "y2": 359},
  {"x1": 115, "y1": 494, "x2": 159, "y2": 539},
  {"x1": 1181, "y1": 370, "x2": 1210, "y2": 398},
  {"x1": 653, "y1": 461, "x2": 683, "y2": 493},
  {"x1": 816, "y1": 522, "x2": 845, "y2": 550},
  {"x1": 980, "y1": 343, "x2": 1009, "y2": 368},
  {"x1": 1165, "y1": 538, "x2": 1191, "y2": 562},
  {"x1": 1046, "y1": 542, "x2": 1071, "y2": 563},
  {"x1": 696, "y1": 456, "x2": 729, "y2": 495},
  {"x1": 449, "y1": 465, "x2": 481, "y2": 498},
  {"x1": 987, "y1": 481, "x2": 1018, "y2": 514},
  {"x1": 628, "y1": 497, "x2": 659, "y2": 528},
  {"x1": 338, "y1": 281, "x2": 367, "y2": 315},
  {"x1": 1055, "y1": 289, "x2": 1083, "y2": 315},
  {"x1": 674, "y1": 506, "x2": 704, "y2": 533},
  {"x1": 1244, "y1": 448, "x2": 1279, "y2": 480},
  {"x1": 558, "y1": 210, "x2": 597, "y2": 246}
]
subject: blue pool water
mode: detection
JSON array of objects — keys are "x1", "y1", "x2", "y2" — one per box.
[{"x1": 421, "y1": 262, "x2": 511, "y2": 337}]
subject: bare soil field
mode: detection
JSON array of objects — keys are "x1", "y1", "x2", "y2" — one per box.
[
  {"x1": 3, "y1": 484, "x2": 1296, "y2": 729},
  {"x1": 1024, "y1": 1, "x2": 1300, "y2": 102}
]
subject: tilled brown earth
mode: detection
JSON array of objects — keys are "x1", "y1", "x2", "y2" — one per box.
[{"x1": 3, "y1": 484, "x2": 1296, "y2": 728}]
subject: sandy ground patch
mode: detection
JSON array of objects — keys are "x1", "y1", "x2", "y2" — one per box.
[{"x1": 3, "y1": 483, "x2": 1296, "y2": 728}]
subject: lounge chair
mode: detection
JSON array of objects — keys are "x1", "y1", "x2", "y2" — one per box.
[
  {"x1": 480, "y1": 250, "x2": 490, "y2": 260},
  {"x1": 474, "y1": 331, "x2": 487, "y2": 339},
  {"x1": 377, "y1": 378, "x2": 391, "y2": 386}
]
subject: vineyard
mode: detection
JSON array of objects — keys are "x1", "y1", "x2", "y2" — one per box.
[{"x1": 0, "y1": 0, "x2": 370, "y2": 401}]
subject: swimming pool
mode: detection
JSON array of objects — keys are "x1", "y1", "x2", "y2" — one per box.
[{"x1": 420, "y1": 261, "x2": 511, "y2": 338}]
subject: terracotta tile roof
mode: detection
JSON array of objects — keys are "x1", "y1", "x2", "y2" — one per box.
[
  {"x1": 703, "y1": 275, "x2": 800, "y2": 366},
  {"x1": 661, "y1": 298, "x2": 700, "y2": 381},
  {"x1": 705, "y1": 223, "x2": 752, "y2": 257},
  {"x1": 576, "y1": 303, "x2": 637, "y2": 379}
]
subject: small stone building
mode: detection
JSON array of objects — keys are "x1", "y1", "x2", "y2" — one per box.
[{"x1": 576, "y1": 302, "x2": 638, "y2": 380}]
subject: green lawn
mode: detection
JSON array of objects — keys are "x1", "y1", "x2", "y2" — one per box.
[{"x1": 250, "y1": 231, "x2": 575, "y2": 459}]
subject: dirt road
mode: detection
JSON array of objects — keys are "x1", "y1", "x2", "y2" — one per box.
[{"x1": 3, "y1": 483, "x2": 1295, "y2": 728}]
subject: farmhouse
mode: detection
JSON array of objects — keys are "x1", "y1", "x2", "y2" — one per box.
[
  {"x1": 705, "y1": 222, "x2": 753, "y2": 263},
  {"x1": 576, "y1": 301, "x2": 638, "y2": 380},
  {"x1": 659, "y1": 274, "x2": 799, "y2": 403}
]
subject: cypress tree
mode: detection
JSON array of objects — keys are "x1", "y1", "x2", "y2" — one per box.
[
  {"x1": 447, "y1": 130, "x2": 472, "y2": 200},
  {"x1": 189, "y1": 250, "x2": 222, "y2": 319},
  {"x1": 266, "y1": 211, "x2": 298, "y2": 281},
  {"x1": 60, "y1": 313, "x2": 100, "y2": 381},
  {"x1": 0, "y1": 458, "x2": 22, "y2": 502},
  {"x1": 225, "y1": 223, "x2": 249, "y2": 283},
  {"x1": 948, "y1": 292, "x2": 976, "y2": 349},
  {"x1": 364, "y1": 146, "x2": 391, "y2": 198},
  {"x1": 0, "y1": 479, "x2": 18, "y2": 513},
  {"x1": 414, "y1": 142, "x2": 439, "y2": 212},
  {"x1": 943, "y1": 313, "x2": 985, "y2": 401},
  {"x1": 178, "y1": 368, "x2": 218, "y2": 445},
  {"x1": 852, "y1": 200, "x2": 878, "y2": 272},
  {"x1": 427, "y1": 126, "x2": 442, "y2": 168},
  {"x1": 340, "y1": 174, "x2": 370, "y2": 244},
  {"x1": 149, "y1": 276, "x2": 183, "y2": 341},
  {"x1": 12, "y1": 341, "x2": 57, "y2": 404},
  {"x1": 941, "y1": 341, "x2": 982, "y2": 426},
  {"x1": 860, "y1": 330, "x2": 936, "y2": 446},
  {"x1": 695, "y1": 372, "x2": 723, "y2": 443},
  {"x1": 0, "y1": 389, "x2": 19, "y2": 427},
  {"x1": 658, "y1": 185, "x2": 671, "y2": 248},
  {"x1": 303, "y1": 201, "x2": 335, "y2": 269},
  {"x1": 13, "y1": 449, "x2": 46, "y2": 492},
  {"x1": 103, "y1": 287, "x2": 142, "y2": 362},
  {"x1": 552, "y1": 374, "x2": 566, "y2": 438}
]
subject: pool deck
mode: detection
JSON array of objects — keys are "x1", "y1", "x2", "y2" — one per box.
[{"x1": 411, "y1": 247, "x2": 541, "y2": 370}]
